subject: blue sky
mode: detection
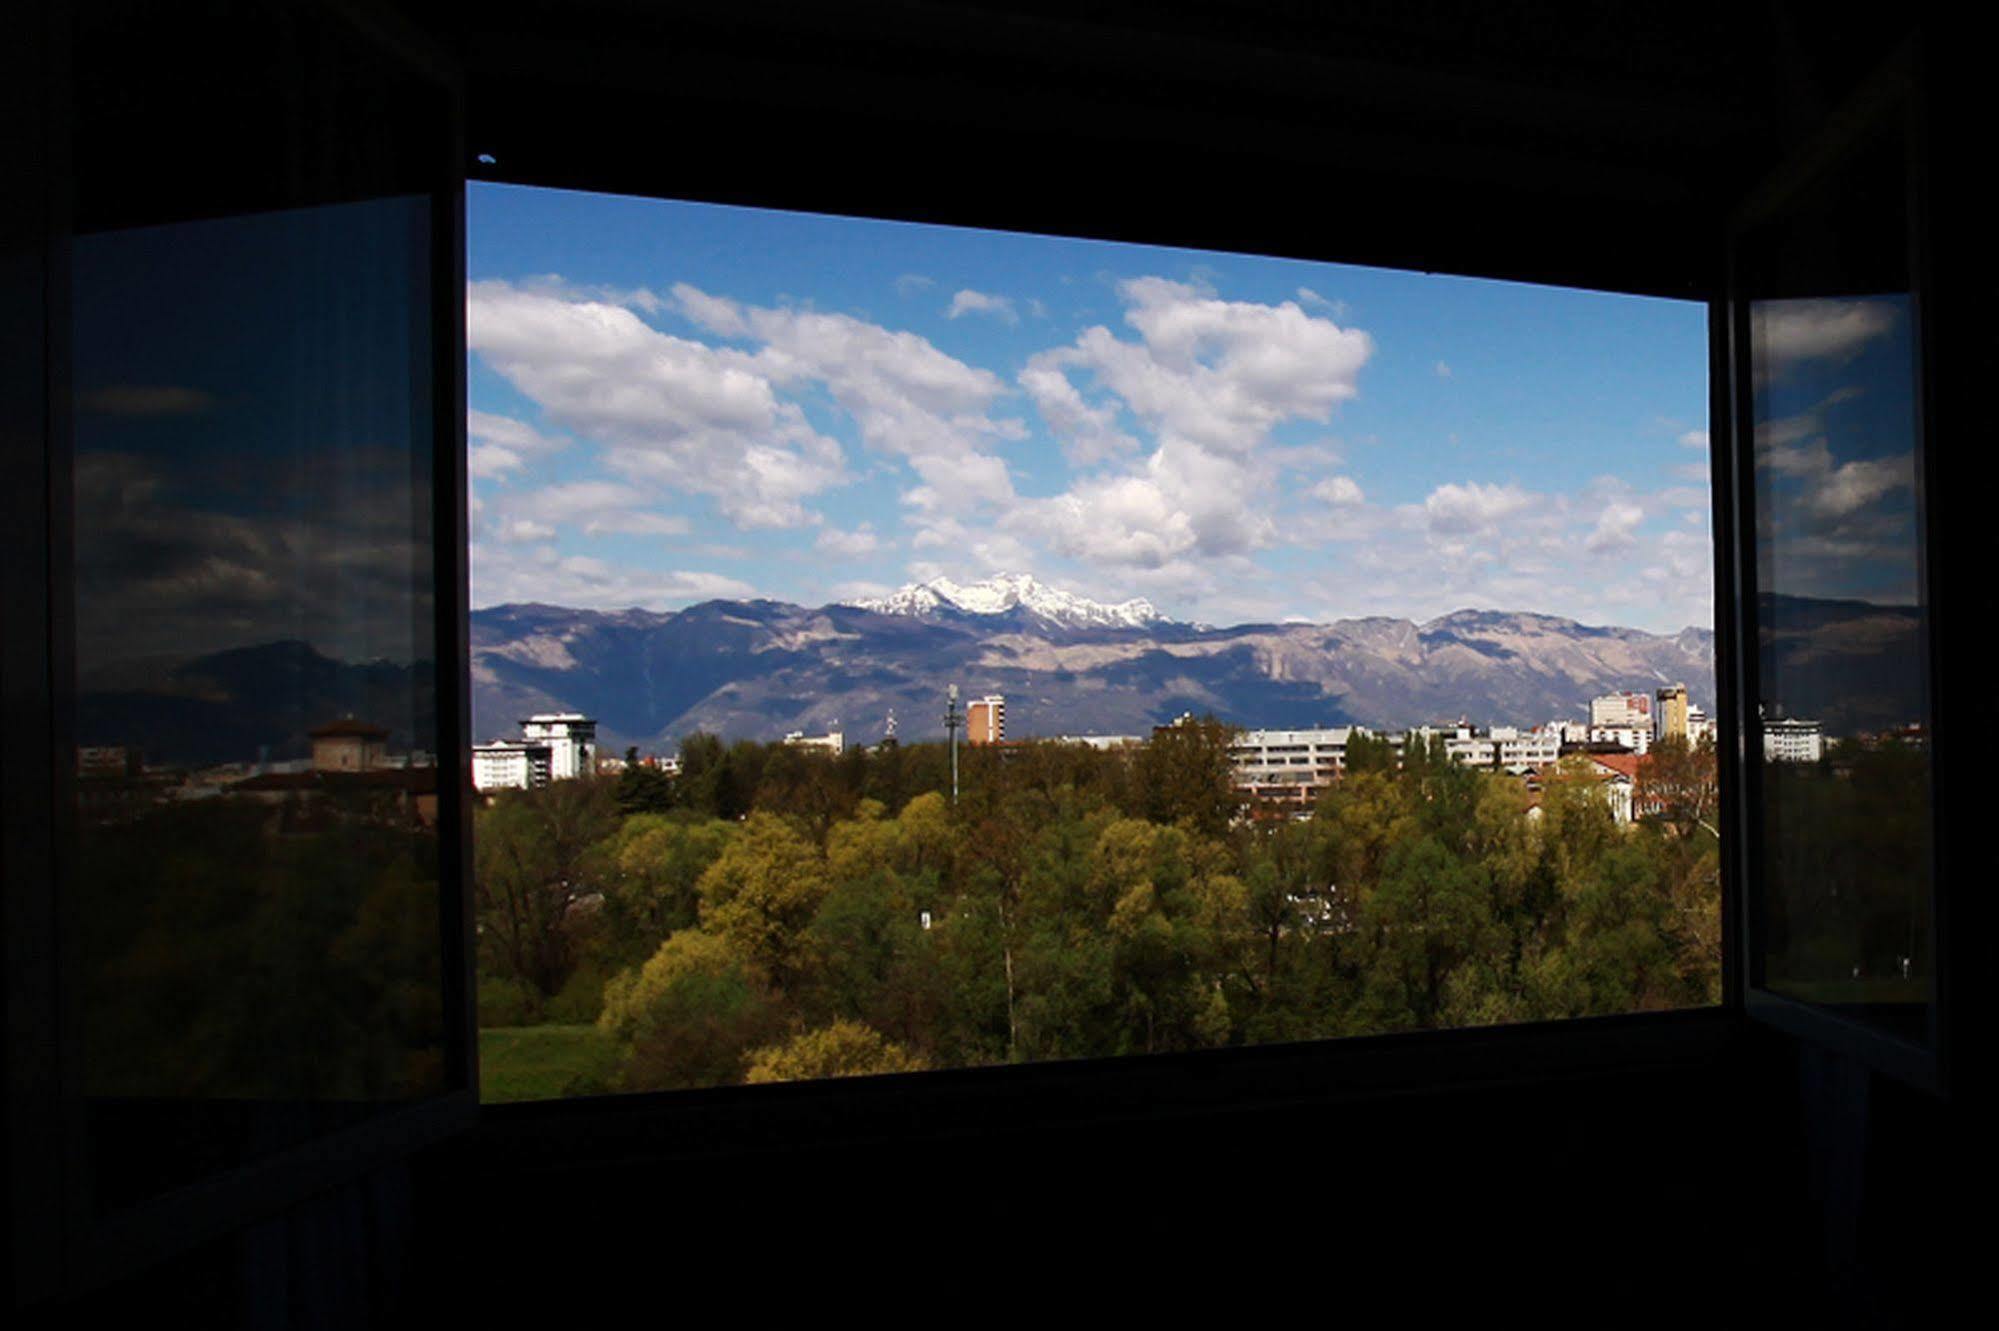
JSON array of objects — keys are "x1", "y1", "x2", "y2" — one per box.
[{"x1": 467, "y1": 181, "x2": 1718, "y2": 633}]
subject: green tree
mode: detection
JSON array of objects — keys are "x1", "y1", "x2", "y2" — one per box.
[
  {"x1": 697, "y1": 812, "x2": 833, "y2": 989},
  {"x1": 474, "y1": 778, "x2": 619, "y2": 1000},
  {"x1": 595, "y1": 813, "x2": 736, "y2": 965},
  {"x1": 599, "y1": 930, "x2": 781, "y2": 1091},
  {"x1": 614, "y1": 745, "x2": 674, "y2": 816},
  {"x1": 743, "y1": 1020, "x2": 927, "y2": 1084},
  {"x1": 1136, "y1": 714, "x2": 1241, "y2": 836}
]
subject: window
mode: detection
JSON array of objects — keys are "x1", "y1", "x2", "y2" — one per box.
[
  {"x1": 1730, "y1": 61, "x2": 1939, "y2": 1075},
  {"x1": 463, "y1": 185, "x2": 1721, "y2": 1101}
]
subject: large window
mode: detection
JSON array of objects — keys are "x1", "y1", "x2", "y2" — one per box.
[{"x1": 463, "y1": 185, "x2": 1721, "y2": 1100}]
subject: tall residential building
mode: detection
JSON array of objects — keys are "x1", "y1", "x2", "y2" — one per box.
[
  {"x1": 783, "y1": 730, "x2": 845, "y2": 756},
  {"x1": 967, "y1": 695, "x2": 1005, "y2": 745},
  {"x1": 1229, "y1": 727, "x2": 1359, "y2": 806},
  {"x1": 1654, "y1": 685, "x2": 1690, "y2": 743},
  {"x1": 520, "y1": 713, "x2": 597, "y2": 780},
  {"x1": 1589, "y1": 691, "x2": 1652, "y2": 730}
]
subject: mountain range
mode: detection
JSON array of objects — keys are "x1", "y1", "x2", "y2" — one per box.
[
  {"x1": 467, "y1": 573, "x2": 1721, "y2": 751},
  {"x1": 85, "y1": 573, "x2": 1937, "y2": 767}
]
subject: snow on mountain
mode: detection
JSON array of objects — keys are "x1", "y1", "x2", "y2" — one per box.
[{"x1": 849, "y1": 573, "x2": 1168, "y2": 630}]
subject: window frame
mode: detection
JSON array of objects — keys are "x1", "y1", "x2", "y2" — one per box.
[
  {"x1": 1720, "y1": 45, "x2": 1946, "y2": 1095},
  {"x1": 455, "y1": 173, "x2": 1748, "y2": 1134},
  {"x1": 8, "y1": 1, "x2": 485, "y2": 1304}
]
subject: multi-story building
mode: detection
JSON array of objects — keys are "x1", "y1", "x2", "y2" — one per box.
[
  {"x1": 520, "y1": 713, "x2": 597, "y2": 780},
  {"x1": 1493, "y1": 727, "x2": 1562, "y2": 772},
  {"x1": 967, "y1": 695, "x2": 1005, "y2": 745},
  {"x1": 1685, "y1": 705, "x2": 1717, "y2": 747},
  {"x1": 784, "y1": 729, "x2": 845, "y2": 756},
  {"x1": 1229, "y1": 727, "x2": 1360, "y2": 806},
  {"x1": 1590, "y1": 691, "x2": 1652, "y2": 731},
  {"x1": 1588, "y1": 724, "x2": 1653, "y2": 755},
  {"x1": 1763, "y1": 717, "x2": 1824, "y2": 763},
  {"x1": 1654, "y1": 685, "x2": 1690, "y2": 743},
  {"x1": 472, "y1": 739, "x2": 553, "y2": 791}
]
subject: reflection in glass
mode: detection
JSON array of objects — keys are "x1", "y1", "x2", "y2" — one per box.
[
  {"x1": 72, "y1": 198, "x2": 446, "y2": 1208},
  {"x1": 1747, "y1": 135, "x2": 1933, "y2": 1041}
]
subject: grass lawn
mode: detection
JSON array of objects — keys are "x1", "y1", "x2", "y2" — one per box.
[{"x1": 479, "y1": 1024, "x2": 622, "y2": 1103}]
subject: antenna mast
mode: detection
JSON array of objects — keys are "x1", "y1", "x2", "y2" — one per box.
[{"x1": 944, "y1": 684, "x2": 962, "y2": 804}]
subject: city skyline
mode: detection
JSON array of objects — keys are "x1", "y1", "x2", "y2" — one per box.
[{"x1": 468, "y1": 183, "x2": 1716, "y2": 635}]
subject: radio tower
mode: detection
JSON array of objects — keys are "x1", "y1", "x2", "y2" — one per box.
[{"x1": 943, "y1": 684, "x2": 962, "y2": 804}]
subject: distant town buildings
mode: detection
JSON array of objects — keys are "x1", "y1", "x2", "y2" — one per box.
[
  {"x1": 784, "y1": 729, "x2": 845, "y2": 756},
  {"x1": 230, "y1": 718, "x2": 437, "y2": 828},
  {"x1": 472, "y1": 712, "x2": 597, "y2": 792},
  {"x1": 1053, "y1": 734, "x2": 1144, "y2": 751},
  {"x1": 1590, "y1": 692, "x2": 1652, "y2": 730},
  {"x1": 520, "y1": 713, "x2": 597, "y2": 780},
  {"x1": 967, "y1": 695, "x2": 1005, "y2": 746},
  {"x1": 1763, "y1": 716, "x2": 1824, "y2": 763}
]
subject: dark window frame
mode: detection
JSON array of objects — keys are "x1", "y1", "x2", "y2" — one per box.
[
  {"x1": 18, "y1": 3, "x2": 1966, "y2": 1308},
  {"x1": 454, "y1": 184, "x2": 1746, "y2": 1135},
  {"x1": 1721, "y1": 45, "x2": 1946, "y2": 1095}
]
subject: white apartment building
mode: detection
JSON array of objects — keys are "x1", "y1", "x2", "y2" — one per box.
[
  {"x1": 1764, "y1": 717, "x2": 1824, "y2": 763},
  {"x1": 1589, "y1": 691, "x2": 1652, "y2": 730},
  {"x1": 1687, "y1": 705, "x2": 1717, "y2": 747},
  {"x1": 784, "y1": 730, "x2": 845, "y2": 756},
  {"x1": 1493, "y1": 727, "x2": 1562, "y2": 772},
  {"x1": 519, "y1": 713, "x2": 597, "y2": 780},
  {"x1": 472, "y1": 739, "x2": 552, "y2": 791},
  {"x1": 1229, "y1": 727, "x2": 1359, "y2": 805},
  {"x1": 1588, "y1": 724, "x2": 1653, "y2": 755},
  {"x1": 1405, "y1": 724, "x2": 1560, "y2": 773}
]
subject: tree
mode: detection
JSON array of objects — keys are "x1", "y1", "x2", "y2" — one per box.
[
  {"x1": 614, "y1": 745, "x2": 674, "y2": 816},
  {"x1": 1636, "y1": 734, "x2": 1718, "y2": 836},
  {"x1": 696, "y1": 812, "x2": 832, "y2": 989},
  {"x1": 599, "y1": 930, "x2": 780, "y2": 1091},
  {"x1": 742, "y1": 1020, "x2": 927, "y2": 1084},
  {"x1": 595, "y1": 814, "x2": 736, "y2": 965},
  {"x1": 474, "y1": 778, "x2": 619, "y2": 999},
  {"x1": 1135, "y1": 714, "x2": 1241, "y2": 836}
]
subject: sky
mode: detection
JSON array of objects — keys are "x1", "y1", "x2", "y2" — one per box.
[{"x1": 467, "y1": 181, "x2": 1720, "y2": 633}]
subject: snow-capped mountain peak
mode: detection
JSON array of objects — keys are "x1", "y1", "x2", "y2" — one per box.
[{"x1": 849, "y1": 572, "x2": 1168, "y2": 629}]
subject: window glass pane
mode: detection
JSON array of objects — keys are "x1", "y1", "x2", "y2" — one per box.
[
  {"x1": 1744, "y1": 126, "x2": 1932, "y2": 1044},
  {"x1": 466, "y1": 184, "x2": 1719, "y2": 1101},
  {"x1": 72, "y1": 196, "x2": 447, "y2": 1209}
]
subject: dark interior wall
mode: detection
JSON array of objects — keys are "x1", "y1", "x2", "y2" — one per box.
[{"x1": 18, "y1": 3, "x2": 1994, "y2": 1324}]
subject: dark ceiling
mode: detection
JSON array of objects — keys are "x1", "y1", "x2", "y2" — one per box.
[{"x1": 436, "y1": 1, "x2": 1922, "y2": 299}]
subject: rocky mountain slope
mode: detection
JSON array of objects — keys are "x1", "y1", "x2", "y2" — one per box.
[{"x1": 469, "y1": 588, "x2": 1721, "y2": 751}]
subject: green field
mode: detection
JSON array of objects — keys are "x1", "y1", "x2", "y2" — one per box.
[{"x1": 479, "y1": 1025, "x2": 621, "y2": 1103}]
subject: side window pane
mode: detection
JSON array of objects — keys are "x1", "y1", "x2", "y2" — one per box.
[
  {"x1": 72, "y1": 197, "x2": 447, "y2": 1209},
  {"x1": 1744, "y1": 126, "x2": 1933, "y2": 1045}
]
